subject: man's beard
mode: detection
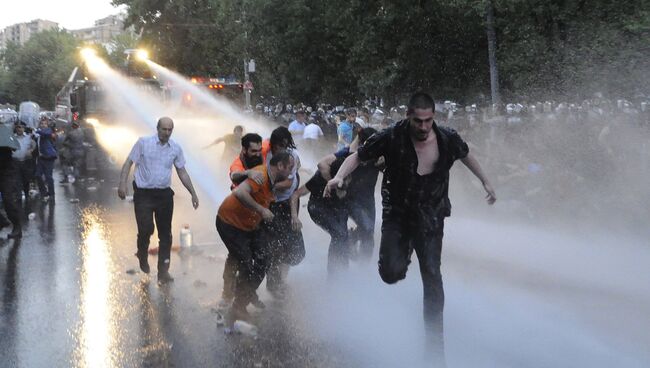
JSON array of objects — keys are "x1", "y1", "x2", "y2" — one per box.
[{"x1": 243, "y1": 155, "x2": 263, "y2": 168}]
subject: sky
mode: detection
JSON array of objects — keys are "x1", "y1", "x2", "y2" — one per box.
[{"x1": 0, "y1": 0, "x2": 126, "y2": 30}]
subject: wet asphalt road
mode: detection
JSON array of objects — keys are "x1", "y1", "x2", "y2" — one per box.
[
  {"x1": 1, "y1": 166, "x2": 650, "y2": 368},
  {"x1": 0, "y1": 168, "x2": 354, "y2": 368}
]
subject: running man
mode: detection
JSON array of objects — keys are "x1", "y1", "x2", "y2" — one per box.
[{"x1": 324, "y1": 92, "x2": 496, "y2": 363}]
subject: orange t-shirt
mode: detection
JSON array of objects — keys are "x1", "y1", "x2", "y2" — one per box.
[
  {"x1": 262, "y1": 139, "x2": 271, "y2": 161},
  {"x1": 218, "y1": 164, "x2": 274, "y2": 231},
  {"x1": 229, "y1": 155, "x2": 246, "y2": 190}
]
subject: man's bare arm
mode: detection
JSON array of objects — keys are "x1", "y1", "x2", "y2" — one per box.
[
  {"x1": 461, "y1": 153, "x2": 496, "y2": 204},
  {"x1": 231, "y1": 168, "x2": 265, "y2": 185},
  {"x1": 176, "y1": 166, "x2": 199, "y2": 209},
  {"x1": 323, "y1": 152, "x2": 362, "y2": 197},
  {"x1": 203, "y1": 137, "x2": 224, "y2": 149},
  {"x1": 117, "y1": 158, "x2": 133, "y2": 199},
  {"x1": 317, "y1": 154, "x2": 337, "y2": 180},
  {"x1": 289, "y1": 185, "x2": 310, "y2": 231}
]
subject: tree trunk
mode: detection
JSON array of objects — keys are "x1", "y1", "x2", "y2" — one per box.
[{"x1": 485, "y1": 0, "x2": 501, "y2": 105}]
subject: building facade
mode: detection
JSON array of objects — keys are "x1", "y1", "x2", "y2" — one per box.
[
  {"x1": 70, "y1": 14, "x2": 134, "y2": 49},
  {"x1": 0, "y1": 19, "x2": 58, "y2": 48}
]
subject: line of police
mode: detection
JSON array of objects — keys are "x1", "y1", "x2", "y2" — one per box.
[{"x1": 0, "y1": 117, "x2": 87, "y2": 239}]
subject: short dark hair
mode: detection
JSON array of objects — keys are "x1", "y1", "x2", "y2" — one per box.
[
  {"x1": 296, "y1": 110, "x2": 306, "y2": 116},
  {"x1": 269, "y1": 150, "x2": 293, "y2": 166},
  {"x1": 270, "y1": 126, "x2": 296, "y2": 149},
  {"x1": 241, "y1": 133, "x2": 262, "y2": 149},
  {"x1": 407, "y1": 92, "x2": 435, "y2": 114},
  {"x1": 358, "y1": 127, "x2": 377, "y2": 144},
  {"x1": 345, "y1": 108, "x2": 357, "y2": 116}
]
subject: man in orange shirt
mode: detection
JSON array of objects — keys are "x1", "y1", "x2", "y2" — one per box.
[
  {"x1": 216, "y1": 150, "x2": 295, "y2": 324},
  {"x1": 220, "y1": 132, "x2": 264, "y2": 307},
  {"x1": 228, "y1": 133, "x2": 264, "y2": 189}
]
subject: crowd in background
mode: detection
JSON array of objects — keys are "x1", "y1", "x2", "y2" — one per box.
[{"x1": 251, "y1": 94, "x2": 649, "y2": 230}]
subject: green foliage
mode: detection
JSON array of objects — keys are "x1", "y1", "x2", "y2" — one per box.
[
  {"x1": 112, "y1": 0, "x2": 648, "y2": 103},
  {"x1": 0, "y1": 30, "x2": 80, "y2": 109},
  {"x1": 2, "y1": 0, "x2": 642, "y2": 107}
]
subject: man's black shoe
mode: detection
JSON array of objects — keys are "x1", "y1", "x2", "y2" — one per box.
[
  {"x1": 157, "y1": 272, "x2": 174, "y2": 284},
  {"x1": 7, "y1": 229, "x2": 22, "y2": 239},
  {"x1": 136, "y1": 252, "x2": 150, "y2": 274}
]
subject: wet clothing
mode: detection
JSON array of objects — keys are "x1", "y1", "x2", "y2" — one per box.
[
  {"x1": 228, "y1": 153, "x2": 263, "y2": 189},
  {"x1": 265, "y1": 149, "x2": 300, "y2": 202},
  {"x1": 357, "y1": 119, "x2": 468, "y2": 217},
  {"x1": 379, "y1": 211, "x2": 446, "y2": 359},
  {"x1": 133, "y1": 182, "x2": 174, "y2": 273},
  {"x1": 356, "y1": 119, "x2": 468, "y2": 359},
  {"x1": 128, "y1": 135, "x2": 186, "y2": 189},
  {"x1": 305, "y1": 171, "x2": 349, "y2": 273},
  {"x1": 216, "y1": 167, "x2": 275, "y2": 308},
  {"x1": 263, "y1": 198, "x2": 306, "y2": 291},
  {"x1": 335, "y1": 147, "x2": 380, "y2": 261},
  {"x1": 218, "y1": 165, "x2": 274, "y2": 231},
  {"x1": 216, "y1": 217, "x2": 266, "y2": 309}
]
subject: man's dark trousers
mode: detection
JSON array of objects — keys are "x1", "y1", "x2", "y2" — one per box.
[
  {"x1": 15, "y1": 159, "x2": 34, "y2": 198},
  {"x1": 0, "y1": 159, "x2": 22, "y2": 230},
  {"x1": 215, "y1": 217, "x2": 267, "y2": 309},
  {"x1": 133, "y1": 182, "x2": 174, "y2": 273},
  {"x1": 35, "y1": 157, "x2": 55, "y2": 197},
  {"x1": 378, "y1": 208, "x2": 446, "y2": 363}
]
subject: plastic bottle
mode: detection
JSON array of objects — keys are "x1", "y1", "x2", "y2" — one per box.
[
  {"x1": 180, "y1": 224, "x2": 193, "y2": 249},
  {"x1": 233, "y1": 320, "x2": 258, "y2": 337}
]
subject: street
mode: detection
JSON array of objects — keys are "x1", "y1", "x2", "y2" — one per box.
[{"x1": 1, "y1": 166, "x2": 649, "y2": 368}]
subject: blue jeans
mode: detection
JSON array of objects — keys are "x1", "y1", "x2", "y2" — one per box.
[
  {"x1": 308, "y1": 198, "x2": 348, "y2": 274},
  {"x1": 35, "y1": 157, "x2": 55, "y2": 197}
]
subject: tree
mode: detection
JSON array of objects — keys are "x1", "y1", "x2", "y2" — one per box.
[{"x1": 0, "y1": 30, "x2": 80, "y2": 109}]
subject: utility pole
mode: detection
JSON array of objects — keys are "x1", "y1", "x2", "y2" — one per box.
[
  {"x1": 244, "y1": 59, "x2": 251, "y2": 109},
  {"x1": 485, "y1": 0, "x2": 501, "y2": 105}
]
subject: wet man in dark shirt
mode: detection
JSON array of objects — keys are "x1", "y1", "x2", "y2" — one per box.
[
  {"x1": 325, "y1": 92, "x2": 496, "y2": 364},
  {"x1": 319, "y1": 127, "x2": 380, "y2": 262}
]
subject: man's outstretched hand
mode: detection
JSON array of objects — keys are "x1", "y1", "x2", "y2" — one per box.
[
  {"x1": 323, "y1": 178, "x2": 343, "y2": 198},
  {"x1": 483, "y1": 182, "x2": 496, "y2": 205}
]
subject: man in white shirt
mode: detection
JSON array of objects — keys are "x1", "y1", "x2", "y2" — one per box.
[
  {"x1": 288, "y1": 110, "x2": 307, "y2": 138},
  {"x1": 118, "y1": 117, "x2": 200, "y2": 283},
  {"x1": 303, "y1": 119, "x2": 324, "y2": 142}
]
